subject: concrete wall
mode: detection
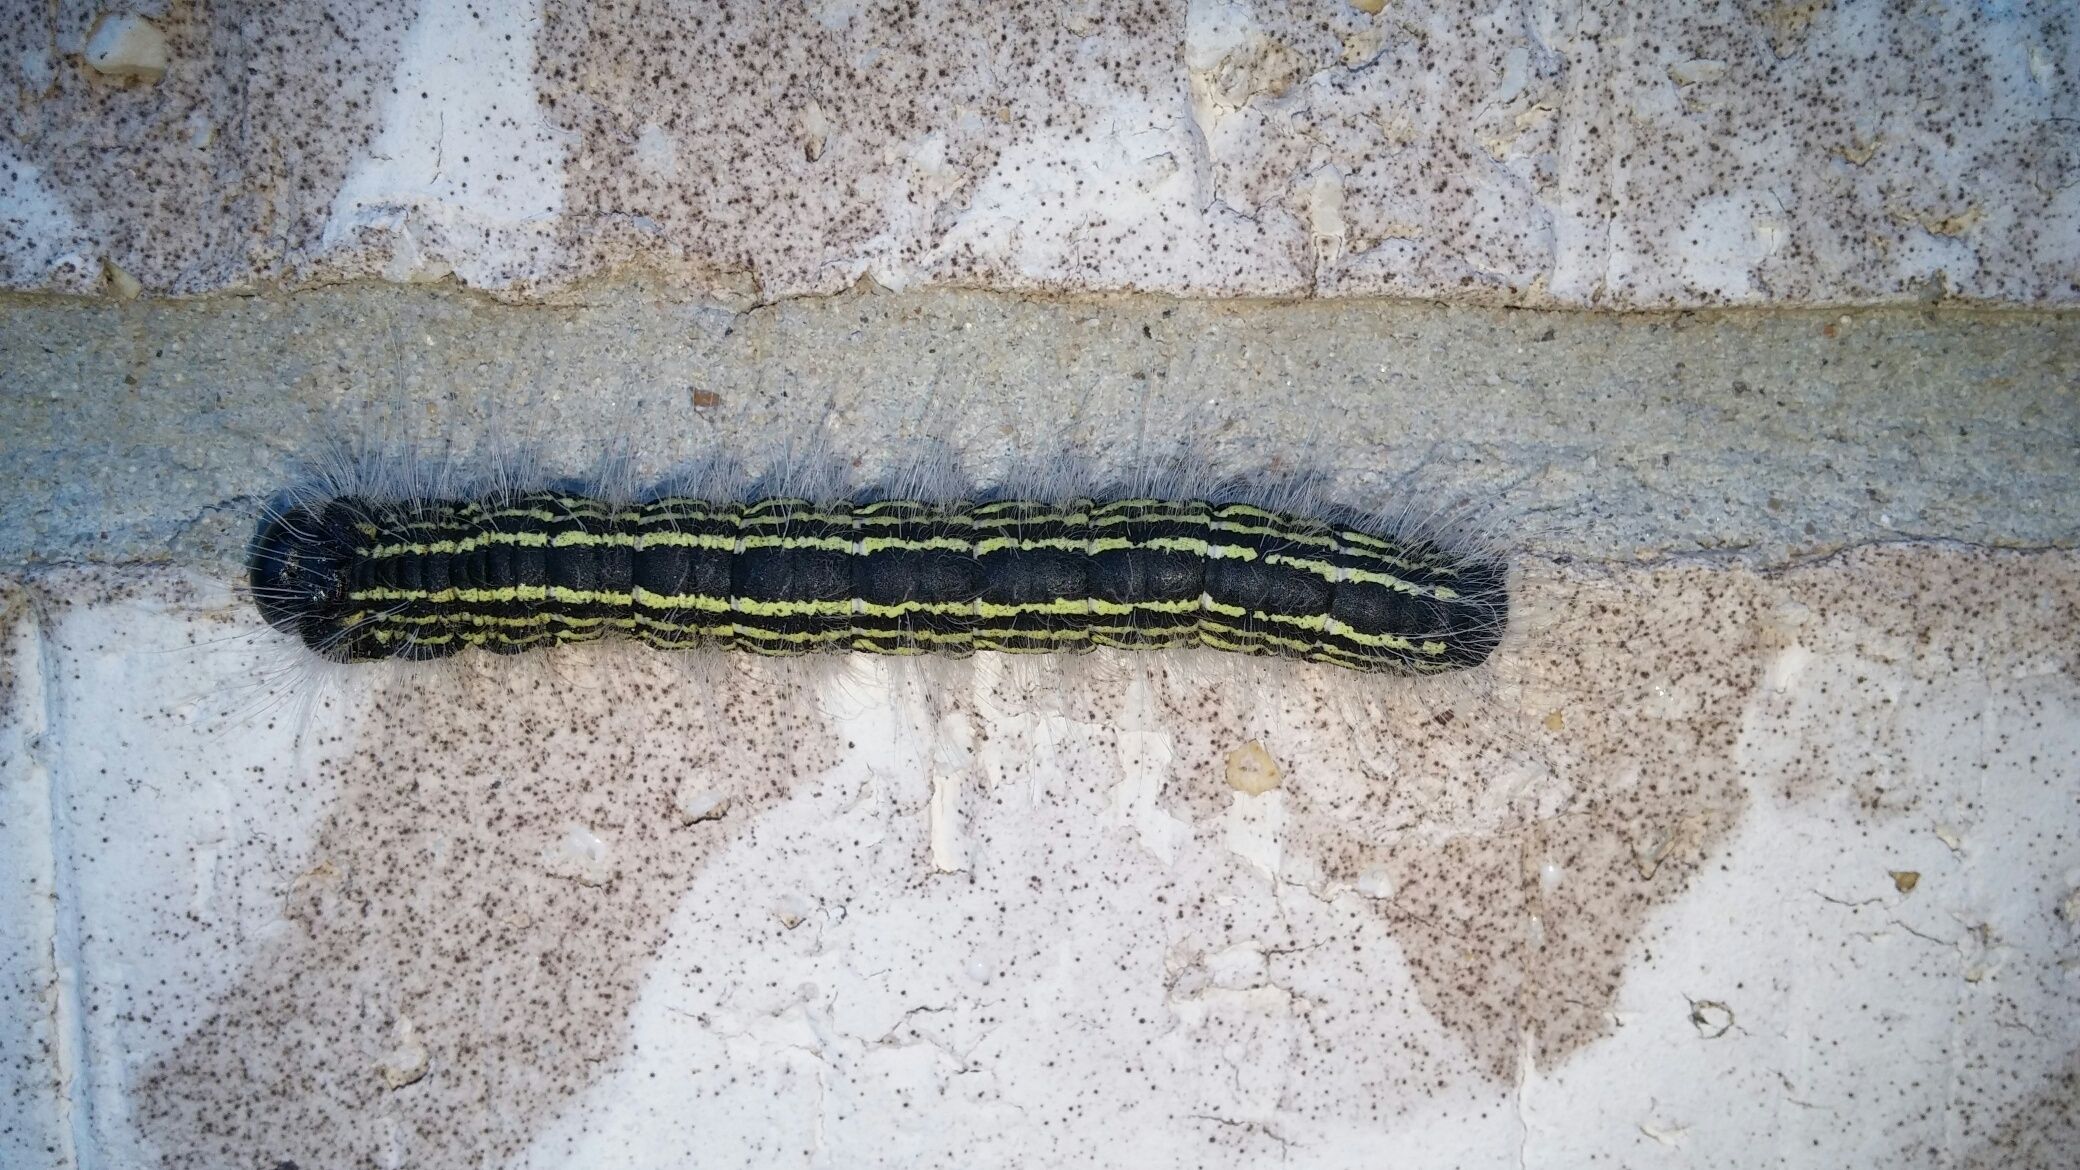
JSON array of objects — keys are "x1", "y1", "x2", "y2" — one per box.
[{"x1": 2, "y1": 4, "x2": 2077, "y2": 1169}]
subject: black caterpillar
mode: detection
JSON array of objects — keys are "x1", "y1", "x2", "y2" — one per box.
[{"x1": 250, "y1": 490, "x2": 1508, "y2": 675}]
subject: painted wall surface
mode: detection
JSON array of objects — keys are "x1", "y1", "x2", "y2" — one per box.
[
  {"x1": 3, "y1": 1, "x2": 2077, "y2": 305},
  {"x1": 2, "y1": 548, "x2": 2077, "y2": 1168}
]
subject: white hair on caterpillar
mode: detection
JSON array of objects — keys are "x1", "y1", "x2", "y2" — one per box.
[{"x1": 203, "y1": 375, "x2": 1552, "y2": 764}]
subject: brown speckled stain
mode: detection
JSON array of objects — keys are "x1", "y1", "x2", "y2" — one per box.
[
  {"x1": 0, "y1": 579, "x2": 27, "y2": 711},
  {"x1": 130, "y1": 651, "x2": 843, "y2": 1168},
  {"x1": 1059, "y1": 558, "x2": 1765, "y2": 1080},
  {"x1": 1748, "y1": 545, "x2": 2080, "y2": 808},
  {"x1": 528, "y1": 0, "x2": 2080, "y2": 302},
  {"x1": 995, "y1": 546, "x2": 2079, "y2": 1082},
  {"x1": 2, "y1": 3, "x2": 411, "y2": 294},
  {"x1": 6, "y1": 3, "x2": 2071, "y2": 302},
  {"x1": 532, "y1": 0, "x2": 1202, "y2": 295},
  {"x1": 1960, "y1": 1054, "x2": 2080, "y2": 1170}
]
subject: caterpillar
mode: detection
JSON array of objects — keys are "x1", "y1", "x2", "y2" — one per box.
[{"x1": 249, "y1": 486, "x2": 1508, "y2": 676}]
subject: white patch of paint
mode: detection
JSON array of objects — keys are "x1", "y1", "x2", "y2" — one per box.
[
  {"x1": 83, "y1": 15, "x2": 170, "y2": 83},
  {"x1": 0, "y1": 148, "x2": 98, "y2": 294},
  {"x1": 1205, "y1": 942, "x2": 1267, "y2": 989},
  {"x1": 1109, "y1": 679, "x2": 1190, "y2": 866},
  {"x1": 0, "y1": 607, "x2": 67, "y2": 1168},
  {"x1": 323, "y1": 0, "x2": 570, "y2": 285},
  {"x1": 1676, "y1": 195, "x2": 1782, "y2": 301},
  {"x1": 1307, "y1": 167, "x2": 1346, "y2": 270},
  {"x1": 542, "y1": 823, "x2": 611, "y2": 886},
  {"x1": 632, "y1": 123, "x2": 678, "y2": 176},
  {"x1": 928, "y1": 771, "x2": 965, "y2": 872},
  {"x1": 377, "y1": 1017, "x2": 431, "y2": 1089},
  {"x1": 1764, "y1": 644, "x2": 1814, "y2": 693},
  {"x1": 921, "y1": 95, "x2": 1303, "y2": 293},
  {"x1": 672, "y1": 780, "x2": 731, "y2": 824},
  {"x1": 1220, "y1": 790, "x2": 1286, "y2": 882},
  {"x1": 929, "y1": 705, "x2": 975, "y2": 872},
  {"x1": 1183, "y1": 0, "x2": 1263, "y2": 118}
]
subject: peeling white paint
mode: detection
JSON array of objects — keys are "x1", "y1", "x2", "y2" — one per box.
[
  {"x1": 1221, "y1": 790, "x2": 1287, "y2": 882},
  {"x1": 541, "y1": 823, "x2": 612, "y2": 887},
  {"x1": 1109, "y1": 678, "x2": 1191, "y2": 866}
]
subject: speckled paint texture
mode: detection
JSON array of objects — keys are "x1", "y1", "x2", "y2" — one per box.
[
  {"x1": 5, "y1": 546, "x2": 2075, "y2": 1167},
  {"x1": 4, "y1": 1, "x2": 2077, "y2": 303}
]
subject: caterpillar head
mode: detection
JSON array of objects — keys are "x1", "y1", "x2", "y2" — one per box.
[{"x1": 248, "y1": 499, "x2": 365, "y2": 660}]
